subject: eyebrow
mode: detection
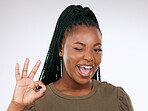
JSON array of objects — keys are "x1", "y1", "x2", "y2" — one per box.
[
  {"x1": 74, "y1": 42, "x2": 102, "y2": 46},
  {"x1": 74, "y1": 42, "x2": 85, "y2": 46},
  {"x1": 94, "y1": 43, "x2": 102, "y2": 46}
]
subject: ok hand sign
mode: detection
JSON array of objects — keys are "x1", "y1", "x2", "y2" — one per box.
[{"x1": 8, "y1": 58, "x2": 46, "y2": 111}]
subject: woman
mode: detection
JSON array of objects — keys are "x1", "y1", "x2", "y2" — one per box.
[{"x1": 7, "y1": 5, "x2": 134, "y2": 111}]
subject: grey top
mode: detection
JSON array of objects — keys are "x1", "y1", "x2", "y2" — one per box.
[{"x1": 25, "y1": 79, "x2": 134, "y2": 111}]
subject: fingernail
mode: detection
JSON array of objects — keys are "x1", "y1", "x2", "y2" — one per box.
[
  {"x1": 38, "y1": 60, "x2": 41, "y2": 63},
  {"x1": 37, "y1": 60, "x2": 41, "y2": 65},
  {"x1": 15, "y1": 63, "x2": 19, "y2": 68},
  {"x1": 26, "y1": 58, "x2": 29, "y2": 61},
  {"x1": 25, "y1": 58, "x2": 29, "y2": 64}
]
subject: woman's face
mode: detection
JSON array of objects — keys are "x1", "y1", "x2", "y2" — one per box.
[{"x1": 59, "y1": 25, "x2": 102, "y2": 85}]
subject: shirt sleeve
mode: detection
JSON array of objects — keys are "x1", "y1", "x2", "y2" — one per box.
[
  {"x1": 24, "y1": 102, "x2": 36, "y2": 111},
  {"x1": 117, "y1": 87, "x2": 134, "y2": 111}
]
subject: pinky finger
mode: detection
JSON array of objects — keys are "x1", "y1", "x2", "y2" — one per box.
[{"x1": 15, "y1": 63, "x2": 21, "y2": 81}]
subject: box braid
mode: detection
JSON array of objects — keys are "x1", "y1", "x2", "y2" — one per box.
[{"x1": 39, "y1": 5, "x2": 102, "y2": 86}]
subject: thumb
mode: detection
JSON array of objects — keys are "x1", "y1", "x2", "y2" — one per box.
[{"x1": 34, "y1": 81, "x2": 46, "y2": 100}]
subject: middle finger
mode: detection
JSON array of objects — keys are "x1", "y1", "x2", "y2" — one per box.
[{"x1": 22, "y1": 58, "x2": 29, "y2": 78}]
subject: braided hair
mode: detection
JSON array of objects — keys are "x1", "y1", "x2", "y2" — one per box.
[{"x1": 39, "y1": 5, "x2": 102, "y2": 86}]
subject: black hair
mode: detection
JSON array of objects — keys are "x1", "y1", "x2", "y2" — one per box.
[{"x1": 39, "y1": 5, "x2": 102, "y2": 86}]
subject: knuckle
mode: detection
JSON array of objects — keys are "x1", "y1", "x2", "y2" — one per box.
[
  {"x1": 31, "y1": 71, "x2": 36, "y2": 74},
  {"x1": 23, "y1": 69, "x2": 27, "y2": 73}
]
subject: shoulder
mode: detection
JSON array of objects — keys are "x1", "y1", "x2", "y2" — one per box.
[
  {"x1": 117, "y1": 87, "x2": 134, "y2": 111},
  {"x1": 93, "y1": 79, "x2": 134, "y2": 111},
  {"x1": 94, "y1": 79, "x2": 118, "y2": 95},
  {"x1": 94, "y1": 79, "x2": 130, "y2": 99},
  {"x1": 94, "y1": 79, "x2": 129, "y2": 94},
  {"x1": 94, "y1": 79, "x2": 116, "y2": 88}
]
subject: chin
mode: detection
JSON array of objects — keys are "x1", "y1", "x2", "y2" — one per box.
[{"x1": 73, "y1": 76, "x2": 93, "y2": 85}]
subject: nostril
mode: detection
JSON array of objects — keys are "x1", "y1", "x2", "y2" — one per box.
[{"x1": 83, "y1": 55, "x2": 94, "y2": 61}]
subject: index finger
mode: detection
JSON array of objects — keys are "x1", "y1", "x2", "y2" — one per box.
[{"x1": 28, "y1": 60, "x2": 41, "y2": 80}]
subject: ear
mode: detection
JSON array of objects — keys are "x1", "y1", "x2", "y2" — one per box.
[{"x1": 59, "y1": 42, "x2": 64, "y2": 57}]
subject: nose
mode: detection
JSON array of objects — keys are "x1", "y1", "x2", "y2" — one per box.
[{"x1": 83, "y1": 52, "x2": 94, "y2": 62}]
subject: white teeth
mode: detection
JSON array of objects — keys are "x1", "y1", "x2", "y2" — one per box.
[{"x1": 79, "y1": 66, "x2": 92, "y2": 69}]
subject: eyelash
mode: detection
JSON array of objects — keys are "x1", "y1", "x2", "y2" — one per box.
[
  {"x1": 94, "y1": 49, "x2": 102, "y2": 52},
  {"x1": 73, "y1": 48, "x2": 102, "y2": 52},
  {"x1": 73, "y1": 48, "x2": 83, "y2": 50}
]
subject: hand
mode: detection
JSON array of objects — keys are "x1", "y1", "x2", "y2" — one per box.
[{"x1": 12, "y1": 58, "x2": 46, "y2": 108}]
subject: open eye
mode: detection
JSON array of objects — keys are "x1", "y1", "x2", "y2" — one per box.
[
  {"x1": 73, "y1": 48, "x2": 83, "y2": 51},
  {"x1": 94, "y1": 48, "x2": 102, "y2": 52}
]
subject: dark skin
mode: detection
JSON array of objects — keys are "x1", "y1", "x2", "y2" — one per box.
[
  {"x1": 54, "y1": 25, "x2": 102, "y2": 96},
  {"x1": 7, "y1": 25, "x2": 102, "y2": 111},
  {"x1": 7, "y1": 59, "x2": 46, "y2": 111}
]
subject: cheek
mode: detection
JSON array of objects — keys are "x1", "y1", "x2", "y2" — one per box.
[
  {"x1": 63, "y1": 47, "x2": 81, "y2": 69},
  {"x1": 95, "y1": 53, "x2": 102, "y2": 65}
]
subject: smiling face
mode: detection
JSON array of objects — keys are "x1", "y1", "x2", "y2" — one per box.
[{"x1": 59, "y1": 25, "x2": 102, "y2": 85}]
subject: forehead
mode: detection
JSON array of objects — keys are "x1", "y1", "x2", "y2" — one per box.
[{"x1": 63, "y1": 25, "x2": 102, "y2": 44}]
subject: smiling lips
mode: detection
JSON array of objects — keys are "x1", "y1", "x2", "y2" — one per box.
[{"x1": 77, "y1": 65, "x2": 94, "y2": 77}]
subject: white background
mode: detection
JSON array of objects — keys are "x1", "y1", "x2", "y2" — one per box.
[{"x1": 0, "y1": 0, "x2": 148, "y2": 111}]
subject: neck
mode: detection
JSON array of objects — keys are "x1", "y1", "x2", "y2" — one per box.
[
  {"x1": 61, "y1": 77, "x2": 92, "y2": 89},
  {"x1": 54, "y1": 77, "x2": 93, "y2": 96},
  {"x1": 54, "y1": 75, "x2": 93, "y2": 96}
]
